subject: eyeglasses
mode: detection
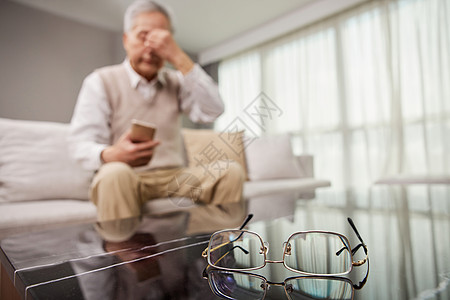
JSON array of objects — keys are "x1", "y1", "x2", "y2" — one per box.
[
  {"x1": 204, "y1": 268, "x2": 358, "y2": 300},
  {"x1": 202, "y1": 215, "x2": 368, "y2": 277}
]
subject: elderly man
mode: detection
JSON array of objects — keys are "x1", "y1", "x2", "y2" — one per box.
[{"x1": 69, "y1": 0, "x2": 244, "y2": 221}]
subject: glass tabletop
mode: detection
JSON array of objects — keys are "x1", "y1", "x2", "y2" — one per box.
[{"x1": 0, "y1": 184, "x2": 449, "y2": 300}]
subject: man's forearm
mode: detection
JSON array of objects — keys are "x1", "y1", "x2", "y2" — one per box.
[
  {"x1": 179, "y1": 65, "x2": 224, "y2": 123},
  {"x1": 171, "y1": 51, "x2": 195, "y2": 75}
]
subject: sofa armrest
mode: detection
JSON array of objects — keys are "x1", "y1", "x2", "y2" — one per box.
[{"x1": 295, "y1": 155, "x2": 314, "y2": 178}]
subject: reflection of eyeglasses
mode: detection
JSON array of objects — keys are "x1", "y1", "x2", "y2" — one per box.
[
  {"x1": 202, "y1": 216, "x2": 368, "y2": 277},
  {"x1": 204, "y1": 268, "x2": 358, "y2": 300}
]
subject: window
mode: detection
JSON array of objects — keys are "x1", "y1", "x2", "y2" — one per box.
[{"x1": 217, "y1": 0, "x2": 450, "y2": 189}]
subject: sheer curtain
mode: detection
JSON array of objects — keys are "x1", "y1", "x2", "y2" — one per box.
[
  {"x1": 216, "y1": 1, "x2": 450, "y2": 297},
  {"x1": 216, "y1": 0, "x2": 450, "y2": 190},
  {"x1": 216, "y1": 52, "x2": 262, "y2": 137}
]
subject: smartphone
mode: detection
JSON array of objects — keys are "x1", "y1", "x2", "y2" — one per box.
[{"x1": 129, "y1": 119, "x2": 156, "y2": 143}]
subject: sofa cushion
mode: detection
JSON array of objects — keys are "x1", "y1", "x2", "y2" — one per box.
[
  {"x1": 243, "y1": 177, "x2": 331, "y2": 198},
  {"x1": 0, "y1": 118, "x2": 93, "y2": 203},
  {"x1": 244, "y1": 134, "x2": 303, "y2": 181},
  {"x1": 182, "y1": 129, "x2": 248, "y2": 178}
]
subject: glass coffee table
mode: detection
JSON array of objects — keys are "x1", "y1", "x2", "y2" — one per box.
[{"x1": 1, "y1": 185, "x2": 449, "y2": 299}]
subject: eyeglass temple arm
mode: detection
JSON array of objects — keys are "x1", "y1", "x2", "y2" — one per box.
[
  {"x1": 335, "y1": 242, "x2": 363, "y2": 256},
  {"x1": 347, "y1": 218, "x2": 365, "y2": 245},
  {"x1": 353, "y1": 256, "x2": 370, "y2": 290},
  {"x1": 347, "y1": 217, "x2": 369, "y2": 266},
  {"x1": 239, "y1": 214, "x2": 254, "y2": 229},
  {"x1": 335, "y1": 218, "x2": 368, "y2": 265}
]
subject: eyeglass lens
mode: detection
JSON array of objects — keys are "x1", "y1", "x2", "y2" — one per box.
[
  {"x1": 208, "y1": 270, "x2": 267, "y2": 300},
  {"x1": 209, "y1": 230, "x2": 265, "y2": 270},
  {"x1": 207, "y1": 269, "x2": 353, "y2": 300},
  {"x1": 285, "y1": 277, "x2": 353, "y2": 300},
  {"x1": 284, "y1": 232, "x2": 352, "y2": 275}
]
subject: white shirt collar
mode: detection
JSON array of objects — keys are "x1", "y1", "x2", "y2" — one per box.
[{"x1": 123, "y1": 59, "x2": 167, "y2": 89}]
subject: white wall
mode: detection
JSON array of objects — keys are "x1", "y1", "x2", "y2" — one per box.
[{"x1": 0, "y1": 1, "x2": 124, "y2": 122}]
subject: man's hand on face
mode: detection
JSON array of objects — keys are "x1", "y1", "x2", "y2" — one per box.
[
  {"x1": 101, "y1": 131, "x2": 160, "y2": 167},
  {"x1": 144, "y1": 29, "x2": 194, "y2": 75}
]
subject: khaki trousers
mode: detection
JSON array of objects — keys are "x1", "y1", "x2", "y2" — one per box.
[{"x1": 90, "y1": 160, "x2": 245, "y2": 221}]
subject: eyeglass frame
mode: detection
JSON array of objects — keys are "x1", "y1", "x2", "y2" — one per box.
[
  {"x1": 203, "y1": 268, "x2": 361, "y2": 300},
  {"x1": 202, "y1": 216, "x2": 369, "y2": 278}
]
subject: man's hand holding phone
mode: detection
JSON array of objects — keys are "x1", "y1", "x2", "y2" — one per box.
[{"x1": 101, "y1": 120, "x2": 159, "y2": 167}]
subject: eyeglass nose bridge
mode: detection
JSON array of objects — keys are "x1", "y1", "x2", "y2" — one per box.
[
  {"x1": 259, "y1": 241, "x2": 286, "y2": 265},
  {"x1": 264, "y1": 242, "x2": 290, "y2": 265}
]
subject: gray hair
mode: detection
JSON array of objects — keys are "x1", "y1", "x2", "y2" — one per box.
[{"x1": 123, "y1": 0, "x2": 174, "y2": 33}]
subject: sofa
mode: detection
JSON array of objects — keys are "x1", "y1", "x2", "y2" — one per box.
[{"x1": 0, "y1": 118, "x2": 331, "y2": 239}]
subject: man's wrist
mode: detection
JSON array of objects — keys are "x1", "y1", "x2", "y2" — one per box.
[
  {"x1": 100, "y1": 147, "x2": 113, "y2": 164},
  {"x1": 171, "y1": 52, "x2": 194, "y2": 75}
]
